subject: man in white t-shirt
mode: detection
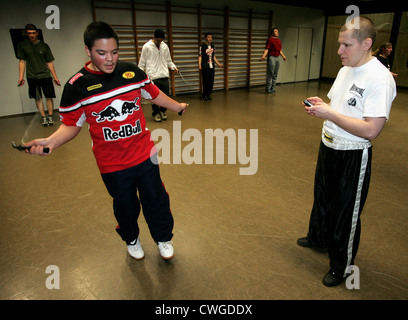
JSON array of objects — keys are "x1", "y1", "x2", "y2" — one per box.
[{"x1": 297, "y1": 17, "x2": 396, "y2": 287}]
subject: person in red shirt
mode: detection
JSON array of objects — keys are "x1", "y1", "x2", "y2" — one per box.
[
  {"x1": 24, "y1": 22, "x2": 188, "y2": 261},
  {"x1": 261, "y1": 28, "x2": 287, "y2": 93}
]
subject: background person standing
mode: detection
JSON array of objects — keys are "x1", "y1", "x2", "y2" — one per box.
[
  {"x1": 17, "y1": 23, "x2": 60, "y2": 126},
  {"x1": 261, "y1": 28, "x2": 286, "y2": 93},
  {"x1": 373, "y1": 42, "x2": 398, "y2": 78},
  {"x1": 139, "y1": 29, "x2": 178, "y2": 122},
  {"x1": 198, "y1": 33, "x2": 223, "y2": 101}
]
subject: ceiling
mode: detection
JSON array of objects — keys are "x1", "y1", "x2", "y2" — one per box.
[{"x1": 250, "y1": 0, "x2": 408, "y2": 15}]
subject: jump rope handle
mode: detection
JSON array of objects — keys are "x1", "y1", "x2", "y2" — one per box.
[
  {"x1": 178, "y1": 103, "x2": 189, "y2": 116},
  {"x1": 12, "y1": 142, "x2": 49, "y2": 154}
]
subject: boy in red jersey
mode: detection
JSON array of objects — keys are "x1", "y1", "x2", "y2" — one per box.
[{"x1": 25, "y1": 22, "x2": 187, "y2": 260}]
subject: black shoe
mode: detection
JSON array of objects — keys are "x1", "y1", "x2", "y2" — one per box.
[
  {"x1": 203, "y1": 95, "x2": 208, "y2": 101},
  {"x1": 297, "y1": 237, "x2": 326, "y2": 252},
  {"x1": 322, "y1": 269, "x2": 345, "y2": 287}
]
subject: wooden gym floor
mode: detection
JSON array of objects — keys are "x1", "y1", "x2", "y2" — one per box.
[{"x1": 1, "y1": 80, "x2": 407, "y2": 300}]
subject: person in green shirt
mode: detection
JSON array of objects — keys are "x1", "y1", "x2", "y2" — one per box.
[{"x1": 17, "y1": 24, "x2": 60, "y2": 126}]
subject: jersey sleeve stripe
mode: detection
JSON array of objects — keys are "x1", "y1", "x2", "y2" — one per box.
[
  {"x1": 59, "y1": 78, "x2": 154, "y2": 113},
  {"x1": 59, "y1": 102, "x2": 82, "y2": 113}
]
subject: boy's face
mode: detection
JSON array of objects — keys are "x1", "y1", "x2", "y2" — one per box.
[
  {"x1": 153, "y1": 37, "x2": 164, "y2": 46},
  {"x1": 85, "y1": 38, "x2": 119, "y2": 74},
  {"x1": 206, "y1": 35, "x2": 213, "y2": 43},
  {"x1": 26, "y1": 29, "x2": 39, "y2": 43}
]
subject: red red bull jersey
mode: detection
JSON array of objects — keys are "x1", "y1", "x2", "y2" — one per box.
[{"x1": 60, "y1": 61, "x2": 160, "y2": 174}]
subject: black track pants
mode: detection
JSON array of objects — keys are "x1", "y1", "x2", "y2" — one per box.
[
  {"x1": 102, "y1": 156, "x2": 174, "y2": 244},
  {"x1": 307, "y1": 142, "x2": 372, "y2": 276}
]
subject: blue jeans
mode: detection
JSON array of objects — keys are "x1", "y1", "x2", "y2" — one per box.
[{"x1": 266, "y1": 56, "x2": 280, "y2": 92}]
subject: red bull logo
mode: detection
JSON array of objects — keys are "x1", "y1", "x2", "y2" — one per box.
[
  {"x1": 103, "y1": 120, "x2": 142, "y2": 141},
  {"x1": 92, "y1": 97, "x2": 140, "y2": 123}
]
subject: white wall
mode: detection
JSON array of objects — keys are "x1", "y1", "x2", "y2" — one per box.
[
  {"x1": 0, "y1": 0, "x2": 325, "y2": 117},
  {"x1": 273, "y1": 8, "x2": 326, "y2": 81},
  {"x1": 1, "y1": 0, "x2": 92, "y2": 117}
]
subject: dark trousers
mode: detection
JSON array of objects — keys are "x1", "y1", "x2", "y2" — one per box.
[
  {"x1": 152, "y1": 78, "x2": 169, "y2": 115},
  {"x1": 101, "y1": 155, "x2": 174, "y2": 244},
  {"x1": 201, "y1": 68, "x2": 215, "y2": 98},
  {"x1": 307, "y1": 142, "x2": 372, "y2": 276}
]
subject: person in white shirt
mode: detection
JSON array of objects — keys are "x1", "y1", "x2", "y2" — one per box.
[
  {"x1": 297, "y1": 17, "x2": 396, "y2": 287},
  {"x1": 139, "y1": 29, "x2": 179, "y2": 122}
]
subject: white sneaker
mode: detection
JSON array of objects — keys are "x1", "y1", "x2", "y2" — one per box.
[
  {"x1": 41, "y1": 116, "x2": 48, "y2": 126},
  {"x1": 153, "y1": 114, "x2": 161, "y2": 122},
  {"x1": 127, "y1": 237, "x2": 145, "y2": 260},
  {"x1": 47, "y1": 115, "x2": 54, "y2": 126},
  {"x1": 157, "y1": 241, "x2": 174, "y2": 260},
  {"x1": 159, "y1": 111, "x2": 167, "y2": 120}
]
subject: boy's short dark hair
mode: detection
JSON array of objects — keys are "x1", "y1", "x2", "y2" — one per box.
[
  {"x1": 204, "y1": 32, "x2": 212, "y2": 38},
  {"x1": 25, "y1": 24, "x2": 38, "y2": 31},
  {"x1": 84, "y1": 21, "x2": 119, "y2": 49},
  {"x1": 154, "y1": 29, "x2": 165, "y2": 39}
]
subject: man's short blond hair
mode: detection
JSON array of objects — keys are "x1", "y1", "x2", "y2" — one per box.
[{"x1": 340, "y1": 16, "x2": 377, "y2": 49}]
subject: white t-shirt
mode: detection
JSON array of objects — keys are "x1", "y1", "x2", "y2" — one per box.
[{"x1": 324, "y1": 57, "x2": 396, "y2": 142}]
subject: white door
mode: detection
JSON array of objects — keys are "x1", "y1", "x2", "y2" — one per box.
[
  {"x1": 278, "y1": 27, "x2": 313, "y2": 83},
  {"x1": 296, "y1": 27, "x2": 313, "y2": 82}
]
